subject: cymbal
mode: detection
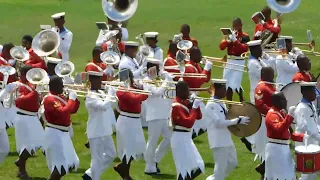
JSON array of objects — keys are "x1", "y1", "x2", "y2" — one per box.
[{"x1": 227, "y1": 102, "x2": 262, "y2": 137}]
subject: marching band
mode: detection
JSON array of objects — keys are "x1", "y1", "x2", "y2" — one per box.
[{"x1": 1, "y1": 0, "x2": 320, "y2": 180}]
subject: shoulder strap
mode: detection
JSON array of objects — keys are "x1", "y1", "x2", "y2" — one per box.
[
  {"x1": 185, "y1": 64, "x2": 199, "y2": 73},
  {"x1": 172, "y1": 102, "x2": 189, "y2": 113}
]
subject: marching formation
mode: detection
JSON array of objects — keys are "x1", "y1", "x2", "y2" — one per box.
[{"x1": 0, "y1": 0, "x2": 320, "y2": 180}]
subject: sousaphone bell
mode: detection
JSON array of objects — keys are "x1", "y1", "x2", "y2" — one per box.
[
  {"x1": 266, "y1": 0, "x2": 301, "y2": 13},
  {"x1": 26, "y1": 68, "x2": 48, "y2": 85},
  {"x1": 32, "y1": 28, "x2": 61, "y2": 57},
  {"x1": 102, "y1": 0, "x2": 138, "y2": 22},
  {"x1": 100, "y1": 51, "x2": 121, "y2": 65},
  {"x1": 55, "y1": 61, "x2": 75, "y2": 77}
]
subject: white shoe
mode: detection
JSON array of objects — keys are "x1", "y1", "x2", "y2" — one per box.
[
  {"x1": 206, "y1": 175, "x2": 214, "y2": 180},
  {"x1": 144, "y1": 163, "x2": 157, "y2": 174}
]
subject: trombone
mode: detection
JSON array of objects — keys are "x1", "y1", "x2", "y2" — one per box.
[{"x1": 202, "y1": 55, "x2": 247, "y2": 72}]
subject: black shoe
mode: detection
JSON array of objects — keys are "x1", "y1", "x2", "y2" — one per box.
[
  {"x1": 82, "y1": 174, "x2": 92, "y2": 180},
  {"x1": 156, "y1": 163, "x2": 161, "y2": 173},
  {"x1": 85, "y1": 142, "x2": 90, "y2": 149},
  {"x1": 192, "y1": 129, "x2": 206, "y2": 139},
  {"x1": 191, "y1": 168, "x2": 202, "y2": 179},
  {"x1": 240, "y1": 137, "x2": 252, "y2": 152}
]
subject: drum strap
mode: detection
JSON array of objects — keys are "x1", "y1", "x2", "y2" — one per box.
[{"x1": 217, "y1": 103, "x2": 227, "y2": 116}]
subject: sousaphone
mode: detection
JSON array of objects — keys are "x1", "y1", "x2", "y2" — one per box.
[
  {"x1": 32, "y1": 28, "x2": 60, "y2": 57},
  {"x1": 266, "y1": 0, "x2": 301, "y2": 13},
  {"x1": 102, "y1": 0, "x2": 138, "y2": 22},
  {"x1": 26, "y1": 68, "x2": 48, "y2": 85},
  {"x1": 55, "y1": 61, "x2": 75, "y2": 77},
  {"x1": 100, "y1": 51, "x2": 121, "y2": 65}
]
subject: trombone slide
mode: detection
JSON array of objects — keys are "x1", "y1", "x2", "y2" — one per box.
[
  {"x1": 211, "y1": 64, "x2": 247, "y2": 73},
  {"x1": 171, "y1": 73, "x2": 208, "y2": 78},
  {"x1": 104, "y1": 85, "x2": 152, "y2": 95}
]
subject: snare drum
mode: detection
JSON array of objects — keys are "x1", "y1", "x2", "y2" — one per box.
[{"x1": 295, "y1": 145, "x2": 320, "y2": 173}]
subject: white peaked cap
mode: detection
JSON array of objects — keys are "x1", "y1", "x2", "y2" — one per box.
[
  {"x1": 40, "y1": 25, "x2": 52, "y2": 30},
  {"x1": 0, "y1": 45, "x2": 3, "y2": 53},
  {"x1": 87, "y1": 71, "x2": 103, "y2": 77},
  {"x1": 247, "y1": 40, "x2": 262, "y2": 47},
  {"x1": 278, "y1": 36, "x2": 293, "y2": 40},
  {"x1": 51, "y1": 12, "x2": 66, "y2": 19},
  {"x1": 144, "y1": 32, "x2": 159, "y2": 38},
  {"x1": 124, "y1": 41, "x2": 139, "y2": 47},
  {"x1": 299, "y1": 82, "x2": 317, "y2": 87},
  {"x1": 211, "y1": 78, "x2": 227, "y2": 84}
]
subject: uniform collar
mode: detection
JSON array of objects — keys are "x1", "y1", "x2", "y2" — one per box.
[
  {"x1": 301, "y1": 98, "x2": 312, "y2": 104},
  {"x1": 212, "y1": 95, "x2": 221, "y2": 99},
  {"x1": 175, "y1": 96, "x2": 189, "y2": 106},
  {"x1": 59, "y1": 26, "x2": 67, "y2": 34}
]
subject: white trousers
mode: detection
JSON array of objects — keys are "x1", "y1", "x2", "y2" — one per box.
[
  {"x1": 223, "y1": 59, "x2": 245, "y2": 91},
  {"x1": 145, "y1": 119, "x2": 172, "y2": 165},
  {"x1": 0, "y1": 129, "x2": 9, "y2": 164},
  {"x1": 85, "y1": 136, "x2": 116, "y2": 180},
  {"x1": 140, "y1": 102, "x2": 148, "y2": 127},
  {"x1": 206, "y1": 146, "x2": 238, "y2": 180}
]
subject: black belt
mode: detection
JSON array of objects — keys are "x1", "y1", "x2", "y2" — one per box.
[
  {"x1": 46, "y1": 125, "x2": 69, "y2": 132},
  {"x1": 268, "y1": 141, "x2": 289, "y2": 146},
  {"x1": 119, "y1": 114, "x2": 140, "y2": 119},
  {"x1": 17, "y1": 111, "x2": 37, "y2": 117},
  {"x1": 173, "y1": 128, "x2": 190, "y2": 132}
]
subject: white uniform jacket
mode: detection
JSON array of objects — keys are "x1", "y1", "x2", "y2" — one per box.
[
  {"x1": 295, "y1": 99, "x2": 320, "y2": 146},
  {"x1": 119, "y1": 54, "x2": 142, "y2": 78},
  {"x1": 247, "y1": 56, "x2": 267, "y2": 104},
  {"x1": 143, "y1": 78, "x2": 172, "y2": 121},
  {"x1": 59, "y1": 27, "x2": 73, "y2": 62},
  {"x1": 85, "y1": 90, "x2": 114, "y2": 139},
  {"x1": 153, "y1": 47, "x2": 164, "y2": 62},
  {"x1": 205, "y1": 99, "x2": 234, "y2": 149},
  {"x1": 275, "y1": 53, "x2": 299, "y2": 86}
]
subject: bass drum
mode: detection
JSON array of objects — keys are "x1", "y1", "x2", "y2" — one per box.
[
  {"x1": 227, "y1": 102, "x2": 262, "y2": 137},
  {"x1": 281, "y1": 82, "x2": 302, "y2": 110}
]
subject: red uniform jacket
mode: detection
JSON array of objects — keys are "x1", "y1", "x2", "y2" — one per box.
[
  {"x1": 219, "y1": 31, "x2": 250, "y2": 56},
  {"x1": 183, "y1": 61, "x2": 211, "y2": 88},
  {"x1": 171, "y1": 97, "x2": 202, "y2": 128},
  {"x1": 116, "y1": 87, "x2": 148, "y2": 114},
  {"x1": 15, "y1": 81, "x2": 40, "y2": 112},
  {"x1": 43, "y1": 92, "x2": 80, "y2": 127},
  {"x1": 292, "y1": 71, "x2": 313, "y2": 82},
  {"x1": 101, "y1": 40, "x2": 125, "y2": 54},
  {"x1": 85, "y1": 61, "x2": 108, "y2": 81},
  {"x1": 183, "y1": 36, "x2": 198, "y2": 47},
  {"x1": 163, "y1": 55, "x2": 180, "y2": 81},
  {"x1": 254, "y1": 19, "x2": 281, "y2": 41},
  {"x1": 0, "y1": 54, "x2": 16, "y2": 83},
  {"x1": 24, "y1": 48, "x2": 47, "y2": 71},
  {"x1": 266, "y1": 107, "x2": 304, "y2": 142},
  {"x1": 254, "y1": 81, "x2": 276, "y2": 115}
]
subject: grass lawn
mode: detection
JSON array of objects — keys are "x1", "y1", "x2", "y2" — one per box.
[{"x1": 0, "y1": 0, "x2": 320, "y2": 179}]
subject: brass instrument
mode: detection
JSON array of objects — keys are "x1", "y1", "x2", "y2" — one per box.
[
  {"x1": 26, "y1": 68, "x2": 48, "y2": 85},
  {"x1": 142, "y1": 79, "x2": 178, "y2": 85},
  {"x1": 102, "y1": 0, "x2": 138, "y2": 22},
  {"x1": 267, "y1": 0, "x2": 301, "y2": 14},
  {"x1": 135, "y1": 34, "x2": 155, "y2": 65},
  {"x1": 55, "y1": 61, "x2": 75, "y2": 77},
  {"x1": 10, "y1": 46, "x2": 30, "y2": 76},
  {"x1": 170, "y1": 73, "x2": 208, "y2": 78},
  {"x1": 104, "y1": 84, "x2": 152, "y2": 95},
  {"x1": 32, "y1": 28, "x2": 61, "y2": 57},
  {"x1": 202, "y1": 55, "x2": 247, "y2": 72},
  {"x1": 100, "y1": 51, "x2": 121, "y2": 65}
]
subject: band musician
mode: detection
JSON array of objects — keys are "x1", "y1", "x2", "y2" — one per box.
[
  {"x1": 253, "y1": 6, "x2": 281, "y2": 43},
  {"x1": 292, "y1": 55, "x2": 313, "y2": 82},
  {"x1": 82, "y1": 70, "x2": 116, "y2": 180},
  {"x1": 42, "y1": 75, "x2": 80, "y2": 180},
  {"x1": 183, "y1": 46, "x2": 212, "y2": 138},
  {"x1": 21, "y1": 35, "x2": 47, "y2": 71},
  {"x1": 219, "y1": 18, "x2": 250, "y2": 103},
  {"x1": 205, "y1": 79, "x2": 250, "y2": 180},
  {"x1": 254, "y1": 67, "x2": 276, "y2": 179},
  {"x1": 170, "y1": 81, "x2": 204, "y2": 180},
  {"x1": 180, "y1": 24, "x2": 198, "y2": 47},
  {"x1": 264, "y1": 92, "x2": 307, "y2": 180}
]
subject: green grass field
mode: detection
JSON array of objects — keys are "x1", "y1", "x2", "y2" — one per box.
[{"x1": 0, "y1": 0, "x2": 320, "y2": 179}]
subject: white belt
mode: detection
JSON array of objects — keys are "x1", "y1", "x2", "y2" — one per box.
[
  {"x1": 16, "y1": 107, "x2": 38, "y2": 116},
  {"x1": 46, "y1": 123, "x2": 70, "y2": 131},
  {"x1": 119, "y1": 111, "x2": 140, "y2": 118},
  {"x1": 268, "y1": 138, "x2": 290, "y2": 145},
  {"x1": 174, "y1": 125, "x2": 192, "y2": 132},
  {"x1": 227, "y1": 55, "x2": 244, "y2": 60}
]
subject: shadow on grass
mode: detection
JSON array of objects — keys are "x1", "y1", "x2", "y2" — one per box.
[
  {"x1": 8, "y1": 151, "x2": 19, "y2": 156},
  {"x1": 113, "y1": 157, "x2": 121, "y2": 162},
  {"x1": 205, "y1": 162, "x2": 215, "y2": 168},
  {"x1": 72, "y1": 122, "x2": 81, "y2": 125},
  {"x1": 148, "y1": 173, "x2": 176, "y2": 179},
  {"x1": 31, "y1": 177, "x2": 48, "y2": 180},
  {"x1": 193, "y1": 139, "x2": 204, "y2": 144},
  {"x1": 72, "y1": 168, "x2": 86, "y2": 174}
]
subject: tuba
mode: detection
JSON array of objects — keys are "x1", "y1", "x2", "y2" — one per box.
[
  {"x1": 266, "y1": 0, "x2": 301, "y2": 13},
  {"x1": 10, "y1": 46, "x2": 30, "y2": 75},
  {"x1": 100, "y1": 51, "x2": 121, "y2": 65},
  {"x1": 54, "y1": 61, "x2": 75, "y2": 77},
  {"x1": 26, "y1": 68, "x2": 48, "y2": 85},
  {"x1": 32, "y1": 28, "x2": 60, "y2": 57},
  {"x1": 102, "y1": 0, "x2": 138, "y2": 22}
]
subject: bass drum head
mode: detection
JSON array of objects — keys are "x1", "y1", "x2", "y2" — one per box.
[
  {"x1": 227, "y1": 102, "x2": 262, "y2": 137},
  {"x1": 281, "y1": 82, "x2": 302, "y2": 110}
]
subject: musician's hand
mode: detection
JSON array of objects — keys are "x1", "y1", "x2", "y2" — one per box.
[
  {"x1": 104, "y1": 66, "x2": 114, "y2": 76},
  {"x1": 204, "y1": 61, "x2": 212, "y2": 71},
  {"x1": 5, "y1": 82, "x2": 21, "y2": 93},
  {"x1": 192, "y1": 99, "x2": 202, "y2": 109},
  {"x1": 68, "y1": 91, "x2": 78, "y2": 100},
  {"x1": 288, "y1": 106, "x2": 296, "y2": 116},
  {"x1": 260, "y1": 20, "x2": 265, "y2": 25},
  {"x1": 303, "y1": 133, "x2": 310, "y2": 144},
  {"x1": 190, "y1": 93, "x2": 197, "y2": 101},
  {"x1": 230, "y1": 32, "x2": 237, "y2": 42},
  {"x1": 238, "y1": 116, "x2": 250, "y2": 125},
  {"x1": 254, "y1": 31, "x2": 262, "y2": 37}
]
